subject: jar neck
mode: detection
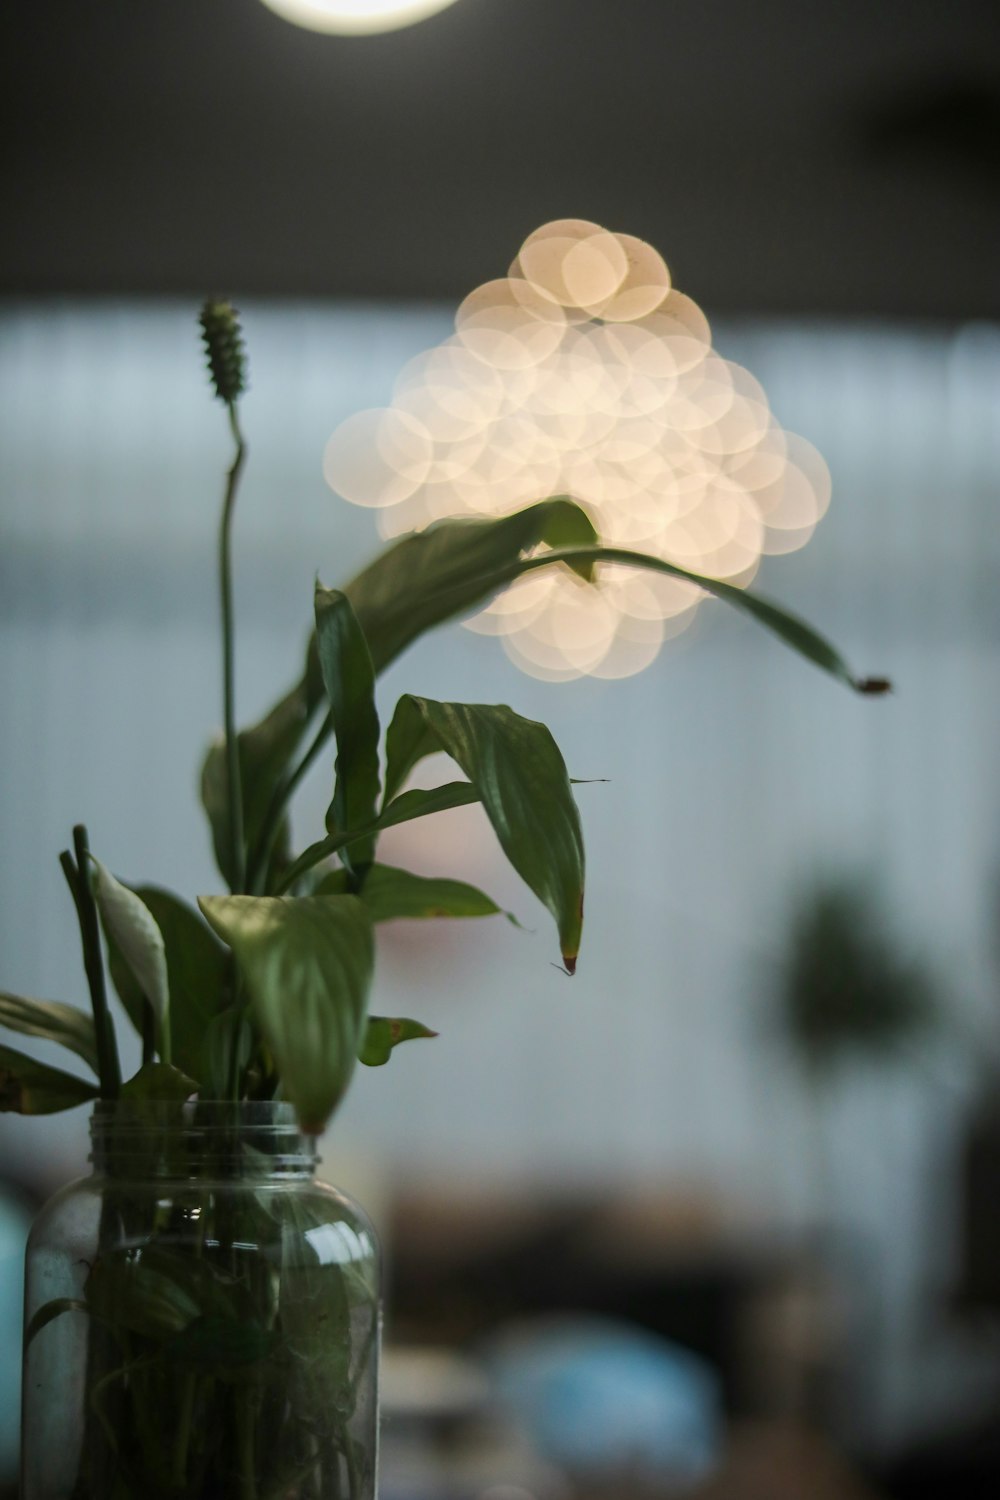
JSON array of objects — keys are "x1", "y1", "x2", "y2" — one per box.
[{"x1": 89, "y1": 1100, "x2": 318, "y2": 1181}]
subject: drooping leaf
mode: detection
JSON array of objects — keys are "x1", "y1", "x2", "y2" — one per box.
[
  {"x1": 0, "y1": 1043, "x2": 100, "y2": 1114},
  {"x1": 0, "y1": 991, "x2": 98, "y2": 1075},
  {"x1": 221, "y1": 500, "x2": 600, "y2": 840},
  {"x1": 91, "y1": 859, "x2": 171, "y2": 1065},
  {"x1": 458, "y1": 543, "x2": 881, "y2": 693},
  {"x1": 198, "y1": 895, "x2": 374, "y2": 1133},
  {"x1": 383, "y1": 697, "x2": 585, "y2": 970},
  {"x1": 120, "y1": 1062, "x2": 199, "y2": 1103},
  {"x1": 314, "y1": 585, "x2": 381, "y2": 874},
  {"x1": 318, "y1": 863, "x2": 508, "y2": 923},
  {"x1": 343, "y1": 498, "x2": 600, "y2": 673},
  {"x1": 359, "y1": 1015, "x2": 438, "y2": 1067}
]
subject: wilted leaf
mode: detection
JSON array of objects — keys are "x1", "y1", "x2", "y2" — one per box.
[
  {"x1": 0, "y1": 1043, "x2": 100, "y2": 1114},
  {"x1": 198, "y1": 895, "x2": 374, "y2": 1133},
  {"x1": 0, "y1": 991, "x2": 98, "y2": 1075}
]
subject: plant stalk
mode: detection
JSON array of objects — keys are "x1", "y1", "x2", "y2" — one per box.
[
  {"x1": 221, "y1": 402, "x2": 248, "y2": 893},
  {"x1": 60, "y1": 829, "x2": 121, "y2": 1097}
]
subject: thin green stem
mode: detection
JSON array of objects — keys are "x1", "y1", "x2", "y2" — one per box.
[
  {"x1": 60, "y1": 829, "x2": 121, "y2": 1097},
  {"x1": 248, "y1": 709, "x2": 333, "y2": 893},
  {"x1": 221, "y1": 402, "x2": 248, "y2": 893}
]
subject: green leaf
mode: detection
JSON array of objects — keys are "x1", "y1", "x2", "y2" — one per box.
[
  {"x1": 465, "y1": 544, "x2": 878, "y2": 692},
  {"x1": 120, "y1": 1062, "x2": 198, "y2": 1103},
  {"x1": 0, "y1": 991, "x2": 98, "y2": 1075},
  {"x1": 218, "y1": 499, "x2": 599, "y2": 851},
  {"x1": 0, "y1": 1043, "x2": 100, "y2": 1114},
  {"x1": 376, "y1": 780, "x2": 481, "y2": 830},
  {"x1": 201, "y1": 667, "x2": 318, "y2": 890},
  {"x1": 276, "y1": 782, "x2": 481, "y2": 894},
  {"x1": 343, "y1": 498, "x2": 600, "y2": 673},
  {"x1": 314, "y1": 585, "x2": 381, "y2": 875},
  {"x1": 359, "y1": 1015, "x2": 438, "y2": 1067},
  {"x1": 136, "y1": 888, "x2": 226, "y2": 1078},
  {"x1": 318, "y1": 863, "x2": 507, "y2": 923},
  {"x1": 91, "y1": 859, "x2": 171, "y2": 1065},
  {"x1": 383, "y1": 697, "x2": 585, "y2": 970},
  {"x1": 198, "y1": 895, "x2": 374, "y2": 1133}
]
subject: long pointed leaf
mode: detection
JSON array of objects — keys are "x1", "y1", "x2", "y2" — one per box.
[
  {"x1": 218, "y1": 499, "x2": 600, "y2": 832},
  {"x1": 383, "y1": 697, "x2": 585, "y2": 970},
  {"x1": 317, "y1": 863, "x2": 508, "y2": 922},
  {"x1": 276, "y1": 782, "x2": 481, "y2": 893},
  {"x1": 0, "y1": 1043, "x2": 100, "y2": 1114},
  {"x1": 344, "y1": 498, "x2": 599, "y2": 673},
  {"x1": 314, "y1": 585, "x2": 381, "y2": 873},
  {"x1": 0, "y1": 991, "x2": 98, "y2": 1075},
  {"x1": 198, "y1": 895, "x2": 374, "y2": 1133},
  {"x1": 441, "y1": 544, "x2": 885, "y2": 692}
]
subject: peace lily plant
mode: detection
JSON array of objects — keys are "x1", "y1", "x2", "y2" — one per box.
[{"x1": 3, "y1": 302, "x2": 885, "y2": 1499}]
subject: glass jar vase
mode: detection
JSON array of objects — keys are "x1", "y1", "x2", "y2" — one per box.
[{"x1": 22, "y1": 1100, "x2": 380, "y2": 1500}]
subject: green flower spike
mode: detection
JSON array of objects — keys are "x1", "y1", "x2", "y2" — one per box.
[{"x1": 199, "y1": 299, "x2": 247, "y2": 405}]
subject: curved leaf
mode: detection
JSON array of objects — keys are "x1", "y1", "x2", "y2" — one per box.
[
  {"x1": 383, "y1": 697, "x2": 584, "y2": 970},
  {"x1": 219, "y1": 499, "x2": 600, "y2": 834},
  {"x1": 201, "y1": 666, "x2": 318, "y2": 889},
  {"x1": 92, "y1": 859, "x2": 171, "y2": 1065},
  {"x1": 314, "y1": 585, "x2": 381, "y2": 874},
  {"x1": 359, "y1": 1015, "x2": 438, "y2": 1067},
  {"x1": 0, "y1": 991, "x2": 98, "y2": 1074},
  {"x1": 344, "y1": 498, "x2": 599, "y2": 673},
  {"x1": 0, "y1": 1043, "x2": 100, "y2": 1114},
  {"x1": 445, "y1": 543, "x2": 882, "y2": 692},
  {"x1": 276, "y1": 781, "x2": 481, "y2": 894},
  {"x1": 319, "y1": 863, "x2": 508, "y2": 923},
  {"x1": 198, "y1": 895, "x2": 374, "y2": 1133}
]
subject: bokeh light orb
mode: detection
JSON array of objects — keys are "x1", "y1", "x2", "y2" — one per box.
[{"x1": 325, "y1": 221, "x2": 831, "y2": 680}]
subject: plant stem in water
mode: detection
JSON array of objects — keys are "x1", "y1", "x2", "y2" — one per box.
[{"x1": 220, "y1": 402, "x2": 247, "y2": 893}]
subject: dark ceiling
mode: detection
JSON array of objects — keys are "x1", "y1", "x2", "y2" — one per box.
[{"x1": 3, "y1": 0, "x2": 999, "y2": 317}]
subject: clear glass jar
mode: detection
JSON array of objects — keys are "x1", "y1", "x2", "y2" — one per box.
[{"x1": 22, "y1": 1100, "x2": 380, "y2": 1500}]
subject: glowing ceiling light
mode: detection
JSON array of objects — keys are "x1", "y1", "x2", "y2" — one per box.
[
  {"x1": 259, "y1": 0, "x2": 463, "y2": 34},
  {"x1": 325, "y1": 220, "x2": 832, "y2": 681}
]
